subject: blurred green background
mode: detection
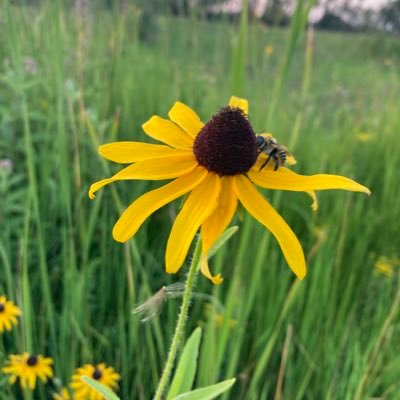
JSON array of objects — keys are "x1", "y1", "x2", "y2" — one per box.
[{"x1": 1, "y1": 0, "x2": 400, "y2": 399}]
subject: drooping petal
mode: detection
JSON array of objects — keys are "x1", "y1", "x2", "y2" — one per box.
[
  {"x1": 142, "y1": 116, "x2": 194, "y2": 148},
  {"x1": 248, "y1": 166, "x2": 371, "y2": 194},
  {"x1": 88, "y1": 151, "x2": 196, "y2": 199},
  {"x1": 99, "y1": 142, "x2": 181, "y2": 163},
  {"x1": 166, "y1": 173, "x2": 221, "y2": 274},
  {"x1": 228, "y1": 96, "x2": 249, "y2": 115},
  {"x1": 200, "y1": 254, "x2": 223, "y2": 285},
  {"x1": 307, "y1": 190, "x2": 318, "y2": 211},
  {"x1": 168, "y1": 102, "x2": 204, "y2": 139},
  {"x1": 233, "y1": 175, "x2": 306, "y2": 279},
  {"x1": 201, "y1": 176, "x2": 238, "y2": 254},
  {"x1": 113, "y1": 167, "x2": 208, "y2": 242}
]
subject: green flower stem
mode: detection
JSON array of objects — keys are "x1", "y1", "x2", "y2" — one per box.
[{"x1": 153, "y1": 238, "x2": 202, "y2": 400}]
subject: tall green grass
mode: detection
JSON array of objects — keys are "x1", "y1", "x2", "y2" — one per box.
[{"x1": 1, "y1": 0, "x2": 399, "y2": 399}]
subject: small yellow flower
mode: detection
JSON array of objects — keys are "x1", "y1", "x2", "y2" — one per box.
[
  {"x1": 374, "y1": 257, "x2": 400, "y2": 278},
  {"x1": 355, "y1": 132, "x2": 375, "y2": 142},
  {"x1": 264, "y1": 45, "x2": 274, "y2": 56},
  {"x1": 2, "y1": 353, "x2": 53, "y2": 389},
  {"x1": 52, "y1": 387, "x2": 71, "y2": 400},
  {"x1": 89, "y1": 96, "x2": 370, "y2": 284},
  {"x1": 213, "y1": 313, "x2": 238, "y2": 328},
  {"x1": 384, "y1": 58, "x2": 392, "y2": 66},
  {"x1": 0, "y1": 295, "x2": 21, "y2": 333},
  {"x1": 70, "y1": 363, "x2": 120, "y2": 400}
]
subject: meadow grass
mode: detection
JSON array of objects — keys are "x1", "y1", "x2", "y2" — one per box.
[{"x1": 0, "y1": 1, "x2": 400, "y2": 399}]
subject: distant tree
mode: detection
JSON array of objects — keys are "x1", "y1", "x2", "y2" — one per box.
[
  {"x1": 261, "y1": 0, "x2": 291, "y2": 26},
  {"x1": 380, "y1": 0, "x2": 400, "y2": 32},
  {"x1": 315, "y1": 12, "x2": 357, "y2": 31}
]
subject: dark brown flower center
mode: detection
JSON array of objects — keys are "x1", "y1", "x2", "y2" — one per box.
[
  {"x1": 0, "y1": 303, "x2": 4, "y2": 312},
  {"x1": 27, "y1": 355, "x2": 38, "y2": 366},
  {"x1": 193, "y1": 106, "x2": 258, "y2": 176},
  {"x1": 92, "y1": 368, "x2": 102, "y2": 380}
]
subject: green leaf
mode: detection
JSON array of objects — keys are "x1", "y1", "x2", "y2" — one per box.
[
  {"x1": 81, "y1": 376, "x2": 120, "y2": 400},
  {"x1": 207, "y1": 226, "x2": 239, "y2": 260},
  {"x1": 167, "y1": 327, "x2": 202, "y2": 399},
  {"x1": 172, "y1": 378, "x2": 236, "y2": 400}
]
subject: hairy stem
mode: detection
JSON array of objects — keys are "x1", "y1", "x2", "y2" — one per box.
[{"x1": 153, "y1": 238, "x2": 202, "y2": 400}]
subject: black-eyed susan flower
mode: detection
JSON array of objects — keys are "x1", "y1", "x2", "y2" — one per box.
[
  {"x1": 2, "y1": 353, "x2": 53, "y2": 389},
  {"x1": 70, "y1": 363, "x2": 120, "y2": 400},
  {"x1": 89, "y1": 96, "x2": 370, "y2": 284},
  {"x1": 0, "y1": 295, "x2": 21, "y2": 333}
]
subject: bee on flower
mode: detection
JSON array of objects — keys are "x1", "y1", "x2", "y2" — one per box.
[
  {"x1": 70, "y1": 363, "x2": 120, "y2": 400},
  {"x1": 0, "y1": 295, "x2": 21, "y2": 333},
  {"x1": 89, "y1": 96, "x2": 370, "y2": 284},
  {"x1": 2, "y1": 353, "x2": 53, "y2": 389}
]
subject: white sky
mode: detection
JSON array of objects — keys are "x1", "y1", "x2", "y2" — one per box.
[
  {"x1": 309, "y1": 0, "x2": 390, "y2": 23},
  {"x1": 361, "y1": 0, "x2": 389, "y2": 10}
]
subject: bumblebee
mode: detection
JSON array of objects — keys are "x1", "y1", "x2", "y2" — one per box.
[{"x1": 256, "y1": 135, "x2": 291, "y2": 171}]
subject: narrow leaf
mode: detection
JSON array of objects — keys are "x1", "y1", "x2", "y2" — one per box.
[
  {"x1": 81, "y1": 376, "x2": 120, "y2": 400},
  {"x1": 167, "y1": 327, "x2": 202, "y2": 399},
  {"x1": 207, "y1": 226, "x2": 239, "y2": 259},
  {"x1": 172, "y1": 378, "x2": 236, "y2": 400}
]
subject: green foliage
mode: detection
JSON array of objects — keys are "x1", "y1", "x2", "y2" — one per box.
[
  {"x1": 82, "y1": 377, "x2": 120, "y2": 400},
  {"x1": 0, "y1": 0, "x2": 399, "y2": 399},
  {"x1": 172, "y1": 378, "x2": 236, "y2": 400},
  {"x1": 167, "y1": 328, "x2": 202, "y2": 399}
]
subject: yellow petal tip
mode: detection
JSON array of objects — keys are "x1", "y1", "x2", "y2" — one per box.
[
  {"x1": 200, "y1": 254, "x2": 224, "y2": 284},
  {"x1": 165, "y1": 260, "x2": 181, "y2": 274},
  {"x1": 98, "y1": 145, "x2": 106, "y2": 157},
  {"x1": 112, "y1": 228, "x2": 128, "y2": 243},
  {"x1": 228, "y1": 96, "x2": 249, "y2": 115},
  {"x1": 212, "y1": 274, "x2": 224, "y2": 285},
  {"x1": 297, "y1": 270, "x2": 307, "y2": 280}
]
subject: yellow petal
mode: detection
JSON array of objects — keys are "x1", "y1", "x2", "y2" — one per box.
[
  {"x1": 166, "y1": 173, "x2": 221, "y2": 273},
  {"x1": 29, "y1": 373, "x2": 36, "y2": 389},
  {"x1": 88, "y1": 151, "x2": 196, "y2": 199},
  {"x1": 142, "y1": 115, "x2": 194, "y2": 148},
  {"x1": 228, "y1": 96, "x2": 249, "y2": 115},
  {"x1": 248, "y1": 166, "x2": 371, "y2": 194},
  {"x1": 113, "y1": 167, "x2": 208, "y2": 242},
  {"x1": 168, "y1": 102, "x2": 204, "y2": 139},
  {"x1": 233, "y1": 175, "x2": 306, "y2": 279},
  {"x1": 201, "y1": 176, "x2": 237, "y2": 253},
  {"x1": 307, "y1": 190, "x2": 318, "y2": 211},
  {"x1": 200, "y1": 254, "x2": 223, "y2": 285},
  {"x1": 99, "y1": 142, "x2": 180, "y2": 163}
]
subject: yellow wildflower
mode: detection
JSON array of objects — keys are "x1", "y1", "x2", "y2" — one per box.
[
  {"x1": 264, "y1": 45, "x2": 274, "y2": 56},
  {"x1": 355, "y1": 132, "x2": 375, "y2": 142},
  {"x1": 2, "y1": 353, "x2": 53, "y2": 389},
  {"x1": 70, "y1": 363, "x2": 120, "y2": 400},
  {"x1": 52, "y1": 387, "x2": 71, "y2": 400},
  {"x1": 374, "y1": 257, "x2": 400, "y2": 278},
  {"x1": 89, "y1": 96, "x2": 370, "y2": 284},
  {"x1": 0, "y1": 295, "x2": 21, "y2": 333}
]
